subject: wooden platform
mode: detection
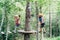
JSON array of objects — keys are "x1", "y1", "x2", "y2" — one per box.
[
  {"x1": 18, "y1": 30, "x2": 37, "y2": 34},
  {"x1": 1, "y1": 32, "x2": 5, "y2": 34}
]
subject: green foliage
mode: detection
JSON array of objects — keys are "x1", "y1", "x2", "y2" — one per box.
[{"x1": 0, "y1": 0, "x2": 60, "y2": 40}]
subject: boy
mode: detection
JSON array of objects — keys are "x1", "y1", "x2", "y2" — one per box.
[
  {"x1": 38, "y1": 14, "x2": 45, "y2": 32},
  {"x1": 14, "y1": 15, "x2": 20, "y2": 27}
]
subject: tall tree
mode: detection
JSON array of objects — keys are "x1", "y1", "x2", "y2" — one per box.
[
  {"x1": 55, "y1": 14, "x2": 59, "y2": 36},
  {"x1": 35, "y1": 1, "x2": 39, "y2": 40},
  {"x1": 49, "y1": 0, "x2": 52, "y2": 37},
  {"x1": 55, "y1": 2, "x2": 60, "y2": 36},
  {"x1": 24, "y1": 0, "x2": 31, "y2": 40}
]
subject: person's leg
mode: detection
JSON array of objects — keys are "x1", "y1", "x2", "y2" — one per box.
[
  {"x1": 42, "y1": 23, "x2": 46, "y2": 33},
  {"x1": 40, "y1": 23, "x2": 44, "y2": 32},
  {"x1": 43, "y1": 27, "x2": 46, "y2": 33},
  {"x1": 16, "y1": 24, "x2": 20, "y2": 30},
  {"x1": 40, "y1": 28, "x2": 42, "y2": 32},
  {"x1": 40, "y1": 24, "x2": 43, "y2": 32}
]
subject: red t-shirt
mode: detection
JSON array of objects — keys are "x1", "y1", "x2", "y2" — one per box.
[
  {"x1": 16, "y1": 18, "x2": 20, "y2": 24},
  {"x1": 14, "y1": 16, "x2": 20, "y2": 25}
]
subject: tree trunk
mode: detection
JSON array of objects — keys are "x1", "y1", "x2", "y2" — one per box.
[
  {"x1": 1, "y1": 2, "x2": 8, "y2": 40},
  {"x1": 40, "y1": 6, "x2": 42, "y2": 13},
  {"x1": 49, "y1": 11, "x2": 52, "y2": 37},
  {"x1": 25, "y1": 0, "x2": 31, "y2": 31},
  {"x1": 24, "y1": 0, "x2": 31, "y2": 40},
  {"x1": 48, "y1": 0, "x2": 52, "y2": 37},
  {"x1": 55, "y1": 15, "x2": 59, "y2": 36},
  {"x1": 35, "y1": 1, "x2": 39, "y2": 40},
  {"x1": 4, "y1": 1, "x2": 9, "y2": 40}
]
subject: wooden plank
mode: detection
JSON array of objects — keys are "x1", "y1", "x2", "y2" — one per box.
[{"x1": 18, "y1": 30, "x2": 37, "y2": 34}]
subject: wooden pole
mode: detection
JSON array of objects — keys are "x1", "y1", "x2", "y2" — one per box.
[
  {"x1": 35, "y1": 1, "x2": 39, "y2": 40},
  {"x1": 24, "y1": 0, "x2": 31, "y2": 40},
  {"x1": 25, "y1": 0, "x2": 31, "y2": 31},
  {"x1": 49, "y1": 1, "x2": 52, "y2": 37}
]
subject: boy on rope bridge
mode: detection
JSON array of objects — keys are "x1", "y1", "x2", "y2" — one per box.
[
  {"x1": 14, "y1": 15, "x2": 21, "y2": 27},
  {"x1": 38, "y1": 13, "x2": 46, "y2": 33}
]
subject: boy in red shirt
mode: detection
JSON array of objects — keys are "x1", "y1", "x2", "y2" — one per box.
[{"x1": 14, "y1": 15, "x2": 20, "y2": 27}]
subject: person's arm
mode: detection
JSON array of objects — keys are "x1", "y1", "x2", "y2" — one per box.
[
  {"x1": 42, "y1": 17, "x2": 44, "y2": 23},
  {"x1": 17, "y1": 17, "x2": 20, "y2": 24}
]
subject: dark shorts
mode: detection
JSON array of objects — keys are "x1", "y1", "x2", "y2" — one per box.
[
  {"x1": 40, "y1": 23, "x2": 45, "y2": 28},
  {"x1": 16, "y1": 24, "x2": 20, "y2": 27}
]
